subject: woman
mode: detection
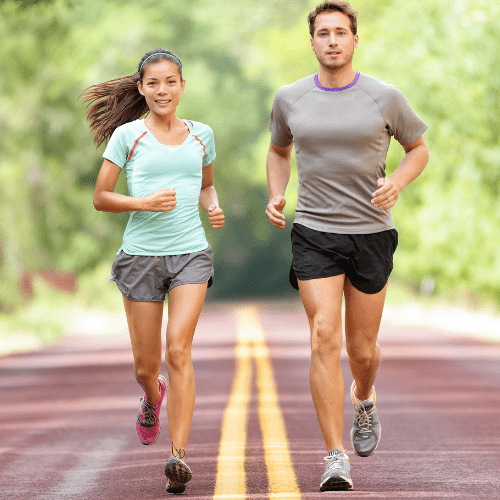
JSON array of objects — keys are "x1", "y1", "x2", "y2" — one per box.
[{"x1": 83, "y1": 48, "x2": 225, "y2": 494}]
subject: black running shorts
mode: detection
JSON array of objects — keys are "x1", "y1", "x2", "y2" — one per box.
[{"x1": 290, "y1": 223, "x2": 398, "y2": 294}]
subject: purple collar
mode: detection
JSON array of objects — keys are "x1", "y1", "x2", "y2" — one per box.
[{"x1": 314, "y1": 72, "x2": 360, "y2": 92}]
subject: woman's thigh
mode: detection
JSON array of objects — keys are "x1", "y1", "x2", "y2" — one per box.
[
  {"x1": 123, "y1": 296, "x2": 164, "y2": 366},
  {"x1": 166, "y1": 283, "x2": 208, "y2": 351}
]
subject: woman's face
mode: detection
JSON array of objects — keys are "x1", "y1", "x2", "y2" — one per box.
[{"x1": 138, "y1": 59, "x2": 185, "y2": 117}]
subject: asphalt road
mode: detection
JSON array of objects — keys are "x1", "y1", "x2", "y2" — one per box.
[{"x1": 1, "y1": 300, "x2": 499, "y2": 499}]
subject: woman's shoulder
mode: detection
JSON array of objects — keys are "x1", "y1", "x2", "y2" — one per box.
[
  {"x1": 185, "y1": 119, "x2": 214, "y2": 137},
  {"x1": 111, "y1": 119, "x2": 145, "y2": 139}
]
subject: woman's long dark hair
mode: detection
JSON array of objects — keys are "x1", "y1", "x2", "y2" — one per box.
[{"x1": 82, "y1": 49, "x2": 183, "y2": 147}]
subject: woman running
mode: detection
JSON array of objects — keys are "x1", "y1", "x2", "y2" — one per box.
[{"x1": 83, "y1": 48, "x2": 225, "y2": 494}]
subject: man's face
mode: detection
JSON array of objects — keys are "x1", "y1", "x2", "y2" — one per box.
[{"x1": 311, "y1": 11, "x2": 359, "y2": 71}]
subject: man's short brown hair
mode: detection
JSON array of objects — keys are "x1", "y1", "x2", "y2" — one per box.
[{"x1": 308, "y1": 1, "x2": 358, "y2": 37}]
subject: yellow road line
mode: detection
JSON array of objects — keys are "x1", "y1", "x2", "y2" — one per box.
[
  {"x1": 247, "y1": 307, "x2": 302, "y2": 500},
  {"x1": 213, "y1": 306, "x2": 301, "y2": 499},
  {"x1": 213, "y1": 328, "x2": 252, "y2": 499}
]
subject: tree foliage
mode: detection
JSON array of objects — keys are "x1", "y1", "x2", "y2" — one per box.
[{"x1": 1, "y1": 0, "x2": 499, "y2": 309}]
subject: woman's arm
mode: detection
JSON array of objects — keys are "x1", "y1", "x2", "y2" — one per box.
[
  {"x1": 199, "y1": 163, "x2": 224, "y2": 229},
  {"x1": 93, "y1": 159, "x2": 177, "y2": 213}
]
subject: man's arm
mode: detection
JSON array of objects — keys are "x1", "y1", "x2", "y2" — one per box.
[
  {"x1": 371, "y1": 135, "x2": 429, "y2": 210},
  {"x1": 265, "y1": 140, "x2": 293, "y2": 229}
]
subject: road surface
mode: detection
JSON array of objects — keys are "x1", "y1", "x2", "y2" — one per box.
[{"x1": 1, "y1": 300, "x2": 499, "y2": 499}]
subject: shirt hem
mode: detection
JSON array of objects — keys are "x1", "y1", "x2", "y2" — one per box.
[
  {"x1": 293, "y1": 217, "x2": 395, "y2": 235},
  {"x1": 117, "y1": 242, "x2": 210, "y2": 256}
]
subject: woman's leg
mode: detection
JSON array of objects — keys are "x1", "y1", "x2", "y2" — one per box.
[
  {"x1": 164, "y1": 283, "x2": 208, "y2": 457},
  {"x1": 123, "y1": 297, "x2": 164, "y2": 403}
]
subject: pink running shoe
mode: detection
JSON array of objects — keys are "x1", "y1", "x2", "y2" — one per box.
[{"x1": 136, "y1": 375, "x2": 167, "y2": 445}]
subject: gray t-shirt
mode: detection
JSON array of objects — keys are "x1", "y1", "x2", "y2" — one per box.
[{"x1": 269, "y1": 72, "x2": 428, "y2": 234}]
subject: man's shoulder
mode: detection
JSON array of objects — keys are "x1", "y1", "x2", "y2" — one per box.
[
  {"x1": 356, "y1": 73, "x2": 408, "y2": 110},
  {"x1": 274, "y1": 74, "x2": 317, "y2": 104},
  {"x1": 356, "y1": 73, "x2": 400, "y2": 97}
]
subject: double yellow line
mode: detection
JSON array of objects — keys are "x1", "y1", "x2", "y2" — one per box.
[{"x1": 213, "y1": 306, "x2": 301, "y2": 499}]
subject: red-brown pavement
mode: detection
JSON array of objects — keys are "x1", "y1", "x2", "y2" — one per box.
[{"x1": 1, "y1": 300, "x2": 500, "y2": 500}]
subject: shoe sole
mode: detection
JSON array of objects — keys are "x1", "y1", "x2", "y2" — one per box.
[
  {"x1": 165, "y1": 459, "x2": 192, "y2": 493},
  {"x1": 166, "y1": 479, "x2": 186, "y2": 494},
  {"x1": 350, "y1": 425, "x2": 381, "y2": 457},
  {"x1": 320, "y1": 476, "x2": 353, "y2": 491}
]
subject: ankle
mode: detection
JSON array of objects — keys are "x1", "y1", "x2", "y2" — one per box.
[{"x1": 353, "y1": 382, "x2": 374, "y2": 402}]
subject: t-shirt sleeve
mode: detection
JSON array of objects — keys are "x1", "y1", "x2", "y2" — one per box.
[
  {"x1": 269, "y1": 88, "x2": 293, "y2": 147},
  {"x1": 102, "y1": 126, "x2": 129, "y2": 169},
  {"x1": 385, "y1": 88, "x2": 428, "y2": 146},
  {"x1": 202, "y1": 126, "x2": 216, "y2": 167}
]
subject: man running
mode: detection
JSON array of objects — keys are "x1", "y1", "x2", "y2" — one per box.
[{"x1": 265, "y1": 0, "x2": 428, "y2": 491}]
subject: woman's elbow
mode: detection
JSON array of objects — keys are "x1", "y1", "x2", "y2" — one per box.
[{"x1": 93, "y1": 194, "x2": 103, "y2": 211}]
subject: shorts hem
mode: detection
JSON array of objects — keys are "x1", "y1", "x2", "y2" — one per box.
[
  {"x1": 348, "y1": 279, "x2": 389, "y2": 295},
  {"x1": 289, "y1": 265, "x2": 345, "y2": 290},
  {"x1": 112, "y1": 279, "x2": 167, "y2": 302},
  {"x1": 167, "y1": 274, "x2": 214, "y2": 293}
]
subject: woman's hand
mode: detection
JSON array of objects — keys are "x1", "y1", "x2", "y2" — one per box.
[
  {"x1": 143, "y1": 188, "x2": 177, "y2": 212},
  {"x1": 208, "y1": 204, "x2": 225, "y2": 229}
]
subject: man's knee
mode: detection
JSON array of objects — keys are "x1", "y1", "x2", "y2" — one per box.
[{"x1": 310, "y1": 315, "x2": 343, "y2": 358}]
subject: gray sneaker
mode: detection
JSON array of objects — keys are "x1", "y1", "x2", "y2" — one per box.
[
  {"x1": 319, "y1": 449, "x2": 353, "y2": 491},
  {"x1": 165, "y1": 456, "x2": 192, "y2": 494},
  {"x1": 350, "y1": 381, "x2": 381, "y2": 457}
]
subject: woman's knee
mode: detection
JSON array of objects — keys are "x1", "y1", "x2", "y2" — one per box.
[
  {"x1": 346, "y1": 342, "x2": 379, "y2": 366},
  {"x1": 134, "y1": 358, "x2": 161, "y2": 384},
  {"x1": 165, "y1": 341, "x2": 192, "y2": 372}
]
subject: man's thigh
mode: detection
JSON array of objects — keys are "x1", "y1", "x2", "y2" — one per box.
[
  {"x1": 343, "y1": 279, "x2": 388, "y2": 353},
  {"x1": 298, "y1": 275, "x2": 346, "y2": 351}
]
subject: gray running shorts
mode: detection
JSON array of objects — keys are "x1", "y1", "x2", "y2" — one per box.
[{"x1": 109, "y1": 246, "x2": 213, "y2": 302}]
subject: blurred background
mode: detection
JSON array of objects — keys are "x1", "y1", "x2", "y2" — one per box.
[{"x1": 1, "y1": 0, "x2": 499, "y2": 345}]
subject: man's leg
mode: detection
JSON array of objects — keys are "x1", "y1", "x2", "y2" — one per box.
[
  {"x1": 344, "y1": 280, "x2": 387, "y2": 400},
  {"x1": 344, "y1": 280, "x2": 388, "y2": 457},
  {"x1": 298, "y1": 274, "x2": 346, "y2": 452}
]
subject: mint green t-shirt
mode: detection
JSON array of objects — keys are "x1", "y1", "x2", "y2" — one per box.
[{"x1": 103, "y1": 119, "x2": 216, "y2": 255}]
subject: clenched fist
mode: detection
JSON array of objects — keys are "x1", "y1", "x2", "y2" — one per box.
[
  {"x1": 208, "y1": 204, "x2": 225, "y2": 229},
  {"x1": 143, "y1": 188, "x2": 177, "y2": 212}
]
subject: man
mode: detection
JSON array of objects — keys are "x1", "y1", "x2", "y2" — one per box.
[{"x1": 265, "y1": 0, "x2": 428, "y2": 491}]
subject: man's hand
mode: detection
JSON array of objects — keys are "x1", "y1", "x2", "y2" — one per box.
[
  {"x1": 208, "y1": 204, "x2": 225, "y2": 229},
  {"x1": 371, "y1": 177, "x2": 400, "y2": 210},
  {"x1": 265, "y1": 195, "x2": 286, "y2": 228}
]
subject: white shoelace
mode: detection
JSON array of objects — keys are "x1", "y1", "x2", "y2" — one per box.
[
  {"x1": 139, "y1": 398, "x2": 158, "y2": 425},
  {"x1": 324, "y1": 450, "x2": 348, "y2": 470},
  {"x1": 355, "y1": 404, "x2": 374, "y2": 433}
]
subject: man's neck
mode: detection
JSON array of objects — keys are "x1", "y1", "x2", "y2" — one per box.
[{"x1": 317, "y1": 66, "x2": 357, "y2": 89}]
